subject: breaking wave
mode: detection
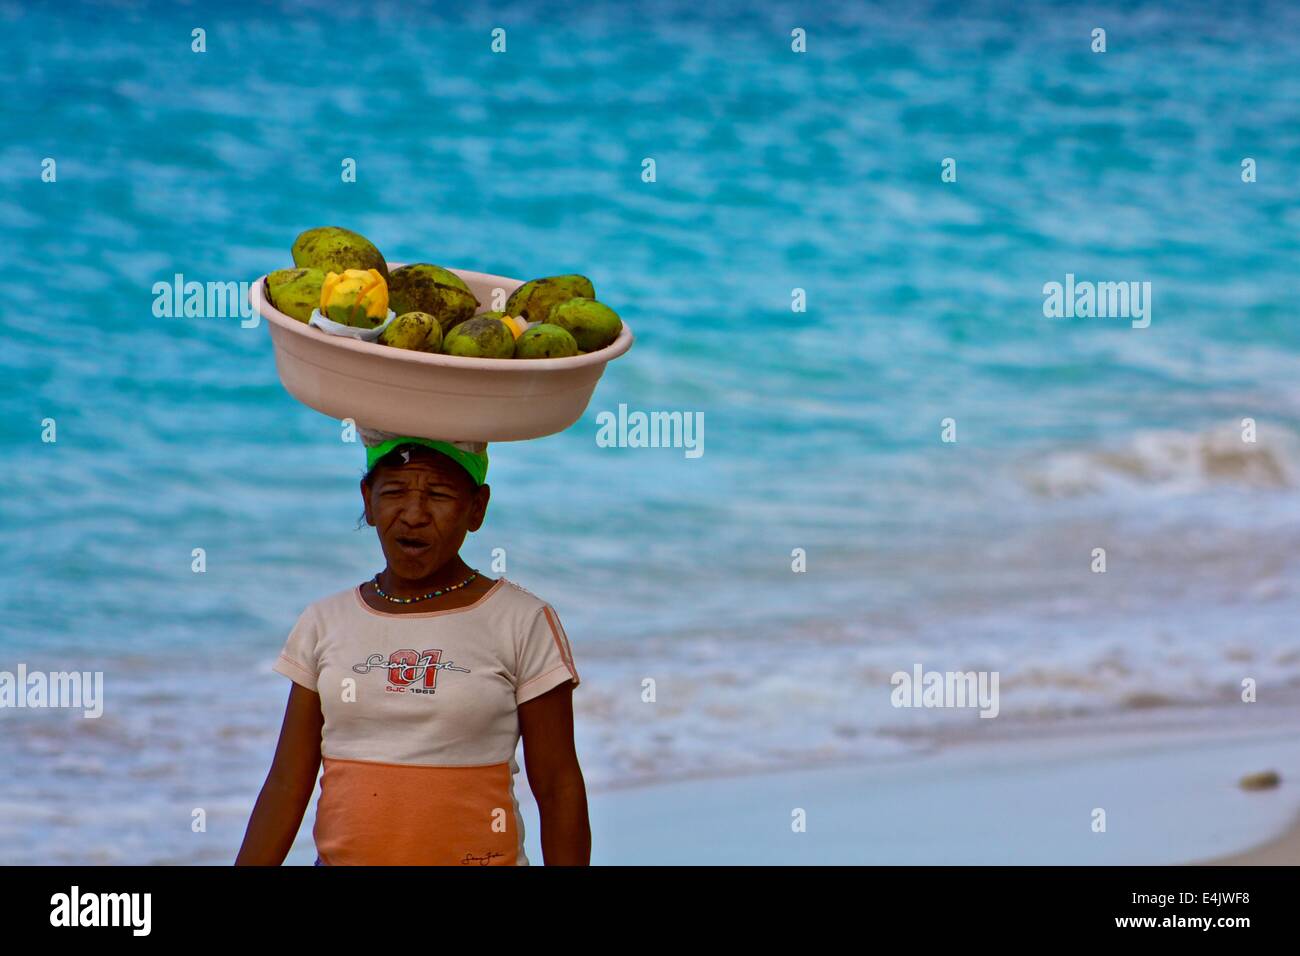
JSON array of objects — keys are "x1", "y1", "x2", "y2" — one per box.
[{"x1": 1022, "y1": 424, "x2": 1300, "y2": 498}]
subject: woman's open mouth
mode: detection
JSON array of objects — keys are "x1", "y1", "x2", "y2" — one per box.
[{"x1": 394, "y1": 536, "x2": 432, "y2": 557}]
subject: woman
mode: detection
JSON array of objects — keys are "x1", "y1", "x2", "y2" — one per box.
[{"x1": 236, "y1": 436, "x2": 590, "y2": 865}]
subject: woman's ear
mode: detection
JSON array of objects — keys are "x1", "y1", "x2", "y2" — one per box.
[
  {"x1": 359, "y1": 478, "x2": 377, "y2": 527},
  {"x1": 466, "y1": 483, "x2": 490, "y2": 533}
]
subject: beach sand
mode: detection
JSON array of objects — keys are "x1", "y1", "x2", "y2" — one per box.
[
  {"x1": 511, "y1": 718, "x2": 1300, "y2": 866},
  {"x1": 1199, "y1": 814, "x2": 1300, "y2": 865}
]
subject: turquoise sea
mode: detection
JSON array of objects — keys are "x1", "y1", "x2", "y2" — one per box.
[{"x1": 2, "y1": 0, "x2": 1298, "y2": 862}]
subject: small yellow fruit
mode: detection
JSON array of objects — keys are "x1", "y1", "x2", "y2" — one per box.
[{"x1": 319, "y1": 268, "x2": 389, "y2": 329}]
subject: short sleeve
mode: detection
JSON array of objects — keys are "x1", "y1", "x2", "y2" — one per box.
[
  {"x1": 515, "y1": 604, "x2": 580, "y2": 705},
  {"x1": 271, "y1": 605, "x2": 320, "y2": 692}
]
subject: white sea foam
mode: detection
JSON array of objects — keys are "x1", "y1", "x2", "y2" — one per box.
[{"x1": 1021, "y1": 424, "x2": 1300, "y2": 498}]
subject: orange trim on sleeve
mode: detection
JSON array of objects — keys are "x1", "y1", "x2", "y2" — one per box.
[
  {"x1": 542, "y1": 606, "x2": 579, "y2": 679},
  {"x1": 520, "y1": 665, "x2": 577, "y2": 697}
]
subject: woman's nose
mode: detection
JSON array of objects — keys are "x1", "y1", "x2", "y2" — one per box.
[{"x1": 398, "y1": 493, "x2": 432, "y2": 523}]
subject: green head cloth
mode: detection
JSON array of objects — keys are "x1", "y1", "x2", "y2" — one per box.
[{"x1": 365, "y1": 437, "x2": 489, "y2": 487}]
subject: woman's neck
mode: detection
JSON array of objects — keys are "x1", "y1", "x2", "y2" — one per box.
[{"x1": 378, "y1": 557, "x2": 476, "y2": 595}]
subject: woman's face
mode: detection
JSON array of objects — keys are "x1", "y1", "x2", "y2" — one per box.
[{"x1": 361, "y1": 451, "x2": 489, "y2": 581}]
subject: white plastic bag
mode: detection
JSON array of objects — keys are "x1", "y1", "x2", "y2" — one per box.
[{"x1": 308, "y1": 308, "x2": 396, "y2": 342}]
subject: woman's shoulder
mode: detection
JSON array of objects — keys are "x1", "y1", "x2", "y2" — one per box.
[
  {"x1": 297, "y1": 584, "x2": 366, "y2": 622},
  {"x1": 490, "y1": 577, "x2": 557, "y2": 615}
]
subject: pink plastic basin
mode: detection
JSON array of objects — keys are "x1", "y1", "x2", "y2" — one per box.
[{"x1": 250, "y1": 265, "x2": 633, "y2": 442}]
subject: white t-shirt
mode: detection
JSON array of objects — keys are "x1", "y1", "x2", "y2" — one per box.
[{"x1": 272, "y1": 576, "x2": 579, "y2": 865}]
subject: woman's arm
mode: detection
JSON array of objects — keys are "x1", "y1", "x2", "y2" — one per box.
[
  {"x1": 235, "y1": 683, "x2": 323, "y2": 865},
  {"x1": 518, "y1": 682, "x2": 590, "y2": 865}
]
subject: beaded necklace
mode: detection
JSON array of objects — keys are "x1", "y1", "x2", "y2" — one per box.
[{"x1": 371, "y1": 570, "x2": 480, "y2": 604}]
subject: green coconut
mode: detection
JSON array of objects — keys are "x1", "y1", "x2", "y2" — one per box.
[
  {"x1": 387, "y1": 263, "x2": 479, "y2": 334},
  {"x1": 291, "y1": 226, "x2": 389, "y2": 280},
  {"x1": 265, "y1": 267, "x2": 326, "y2": 322},
  {"x1": 379, "y1": 311, "x2": 443, "y2": 352},
  {"x1": 514, "y1": 323, "x2": 579, "y2": 359},
  {"x1": 547, "y1": 297, "x2": 622, "y2": 352},
  {"x1": 504, "y1": 274, "x2": 595, "y2": 325},
  {"x1": 443, "y1": 316, "x2": 516, "y2": 359}
]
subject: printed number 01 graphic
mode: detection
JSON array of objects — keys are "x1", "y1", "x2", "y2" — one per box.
[{"x1": 388, "y1": 649, "x2": 443, "y2": 688}]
